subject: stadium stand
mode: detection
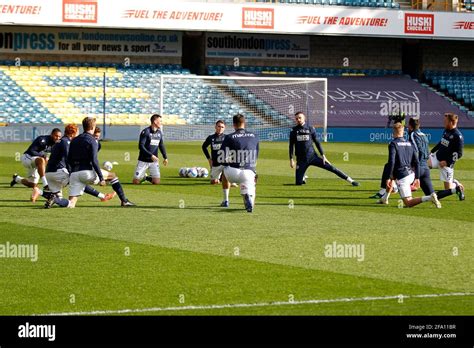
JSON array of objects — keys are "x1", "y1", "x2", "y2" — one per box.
[
  {"x1": 207, "y1": 65, "x2": 403, "y2": 77},
  {"x1": 0, "y1": 61, "x2": 191, "y2": 125},
  {"x1": 424, "y1": 70, "x2": 474, "y2": 114},
  {"x1": 0, "y1": 61, "x2": 282, "y2": 127}
]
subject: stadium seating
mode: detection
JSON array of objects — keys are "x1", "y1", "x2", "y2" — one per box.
[
  {"x1": 0, "y1": 61, "x2": 284, "y2": 127},
  {"x1": 207, "y1": 65, "x2": 403, "y2": 77},
  {"x1": 424, "y1": 70, "x2": 474, "y2": 112},
  {"x1": 0, "y1": 61, "x2": 193, "y2": 125}
]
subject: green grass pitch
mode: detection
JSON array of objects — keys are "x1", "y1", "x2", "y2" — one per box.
[{"x1": 0, "y1": 141, "x2": 473, "y2": 315}]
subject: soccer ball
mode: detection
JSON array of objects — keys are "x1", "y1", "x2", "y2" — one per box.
[
  {"x1": 179, "y1": 168, "x2": 187, "y2": 177},
  {"x1": 201, "y1": 168, "x2": 209, "y2": 178},
  {"x1": 187, "y1": 167, "x2": 198, "y2": 178},
  {"x1": 103, "y1": 161, "x2": 113, "y2": 171}
]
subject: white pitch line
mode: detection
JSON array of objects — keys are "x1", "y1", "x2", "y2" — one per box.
[{"x1": 33, "y1": 292, "x2": 472, "y2": 316}]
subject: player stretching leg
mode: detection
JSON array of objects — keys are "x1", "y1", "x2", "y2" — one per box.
[
  {"x1": 379, "y1": 123, "x2": 441, "y2": 208},
  {"x1": 220, "y1": 114, "x2": 259, "y2": 213},
  {"x1": 132, "y1": 114, "x2": 168, "y2": 185},
  {"x1": 428, "y1": 113, "x2": 465, "y2": 201},
  {"x1": 289, "y1": 112, "x2": 359, "y2": 186},
  {"x1": 82, "y1": 127, "x2": 134, "y2": 206},
  {"x1": 48, "y1": 117, "x2": 106, "y2": 208},
  {"x1": 11, "y1": 128, "x2": 62, "y2": 201},
  {"x1": 202, "y1": 120, "x2": 231, "y2": 207}
]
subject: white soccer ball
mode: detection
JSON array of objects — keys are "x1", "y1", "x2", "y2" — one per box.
[
  {"x1": 187, "y1": 167, "x2": 198, "y2": 178},
  {"x1": 179, "y1": 167, "x2": 187, "y2": 177},
  {"x1": 103, "y1": 161, "x2": 113, "y2": 171},
  {"x1": 201, "y1": 168, "x2": 209, "y2": 178}
]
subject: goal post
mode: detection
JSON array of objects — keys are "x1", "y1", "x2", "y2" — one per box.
[{"x1": 159, "y1": 75, "x2": 328, "y2": 142}]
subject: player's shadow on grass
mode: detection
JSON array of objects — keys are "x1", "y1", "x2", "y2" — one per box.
[
  {"x1": 259, "y1": 195, "x2": 374, "y2": 200},
  {"x1": 258, "y1": 201, "x2": 382, "y2": 208}
]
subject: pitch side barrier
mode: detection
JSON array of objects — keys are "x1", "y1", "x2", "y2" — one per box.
[{"x1": 1, "y1": 124, "x2": 474, "y2": 144}]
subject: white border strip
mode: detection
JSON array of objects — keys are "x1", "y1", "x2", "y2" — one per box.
[{"x1": 33, "y1": 292, "x2": 472, "y2": 316}]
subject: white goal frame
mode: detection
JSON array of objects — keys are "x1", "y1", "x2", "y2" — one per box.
[{"x1": 159, "y1": 75, "x2": 328, "y2": 142}]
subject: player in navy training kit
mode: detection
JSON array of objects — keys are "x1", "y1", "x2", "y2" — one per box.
[
  {"x1": 380, "y1": 123, "x2": 441, "y2": 208},
  {"x1": 219, "y1": 114, "x2": 259, "y2": 213},
  {"x1": 82, "y1": 127, "x2": 134, "y2": 206},
  {"x1": 428, "y1": 113, "x2": 465, "y2": 200},
  {"x1": 49, "y1": 117, "x2": 105, "y2": 208},
  {"x1": 202, "y1": 120, "x2": 231, "y2": 207},
  {"x1": 289, "y1": 112, "x2": 359, "y2": 186},
  {"x1": 407, "y1": 118, "x2": 434, "y2": 196},
  {"x1": 133, "y1": 114, "x2": 168, "y2": 185},
  {"x1": 11, "y1": 128, "x2": 62, "y2": 201}
]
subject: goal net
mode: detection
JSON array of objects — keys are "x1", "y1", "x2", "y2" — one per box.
[{"x1": 159, "y1": 75, "x2": 328, "y2": 142}]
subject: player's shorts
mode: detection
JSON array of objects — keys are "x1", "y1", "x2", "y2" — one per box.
[
  {"x1": 429, "y1": 153, "x2": 454, "y2": 183},
  {"x1": 210, "y1": 165, "x2": 224, "y2": 181},
  {"x1": 45, "y1": 168, "x2": 69, "y2": 193},
  {"x1": 69, "y1": 170, "x2": 97, "y2": 197},
  {"x1": 134, "y1": 160, "x2": 160, "y2": 180},
  {"x1": 20, "y1": 154, "x2": 40, "y2": 184},
  {"x1": 90, "y1": 169, "x2": 111, "y2": 185},
  {"x1": 223, "y1": 166, "x2": 256, "y2": 195},
  {"x1": 396, "y1": 172, "x2": 415, "y2": 199}
]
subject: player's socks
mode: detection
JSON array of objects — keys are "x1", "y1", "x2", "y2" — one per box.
[
  {"x1": 421, "y1": 195, "x2": 431, "y2": 202},
  {"x1": 84, "y1": 185, "x2": 101, "y2": 198},
  {"x1": 110, "y1": 178, "x2": 127, "y2": 202},
  {"x1": 436, "y1": 189, "x2": 456, "y2": 199},
  {"x1": 15, "y1": 175, "x2": 24, "y2": 184},
  {"x1": 370, "y1": 188, "x2": 385, "y2": 199},
  {"x1": 346, "y1": 177, "x2": 354, "y2": 184},
  {"x1": 243, "y1": 194, "x2": 253, "y2": 213},
  {"x1": 41, "y1": 176, "x2": 48, "y2": 187},
  {"x1": 145, "y1": 176, "x2": 153, "y2": 183},
  {"x1": 53, "y1": 196, "x2": 70, "y2": 207},
  {"x1": 223, "y1": 188, "x2": 229, "y2": 202}
]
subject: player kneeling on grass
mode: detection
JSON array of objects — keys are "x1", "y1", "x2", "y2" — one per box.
[
  {"x1": 47, "y1": 117, "x2": 109, "y2": 208},
  {"x1": 379, "y1": 123, "x2": 441, "y2": 208},
  {"x1": 289, "y1": 112, "x2": 359, "y2": 187},
  {"x1": 133, "y1": 114, "x2": 168, "y2": 185},
  {"x1": 202, "y1": 120, "x2": 231, "y2": 207},
  {"x1": 427, "y1": 113, "x2": 465, "y2": 201},
  {"x1": 11, "y1": 128, "x2": 62, "y2": 201},
  {"x1": 219, "y1": 114, "x2": 259, "y2": 213},
  {"x1": 80, "y1": 126, "x2": 134, "y2": 206},
  {"x1": 42, "y1": 124, "x2": 116, "y2": 208}
]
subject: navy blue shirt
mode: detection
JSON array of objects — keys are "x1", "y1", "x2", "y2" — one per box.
[
  {"x1": 138, "y1": 126, "x2": 167, "y2": 162},
  {"x1": 387, "y1": 137, "x2": 420, "y2": 180},
  {"x1": 202, "y1": 133, "x2": 226, "y2": 166},
  {"x1": 431, "y1": 128, "x2": 463, "y2": 167},
  {"x1": 46, "y1": 136, "x2": 71, "y2": 173},
  {"x1": 289, "y1": 123, "x2": 324, "y2": 163},
  {"x1": 67, "y1": 132, "x2": 103, "y2": 181},
  {"x1": 24, "y1": 135, "x2": 55, "y2": 157},
  {"x1": 409, "y1": 130, "x2": 430, "y2": 167},
  {"x1": 220, "y1": 128, "x2": 259, "y2": 172}
]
